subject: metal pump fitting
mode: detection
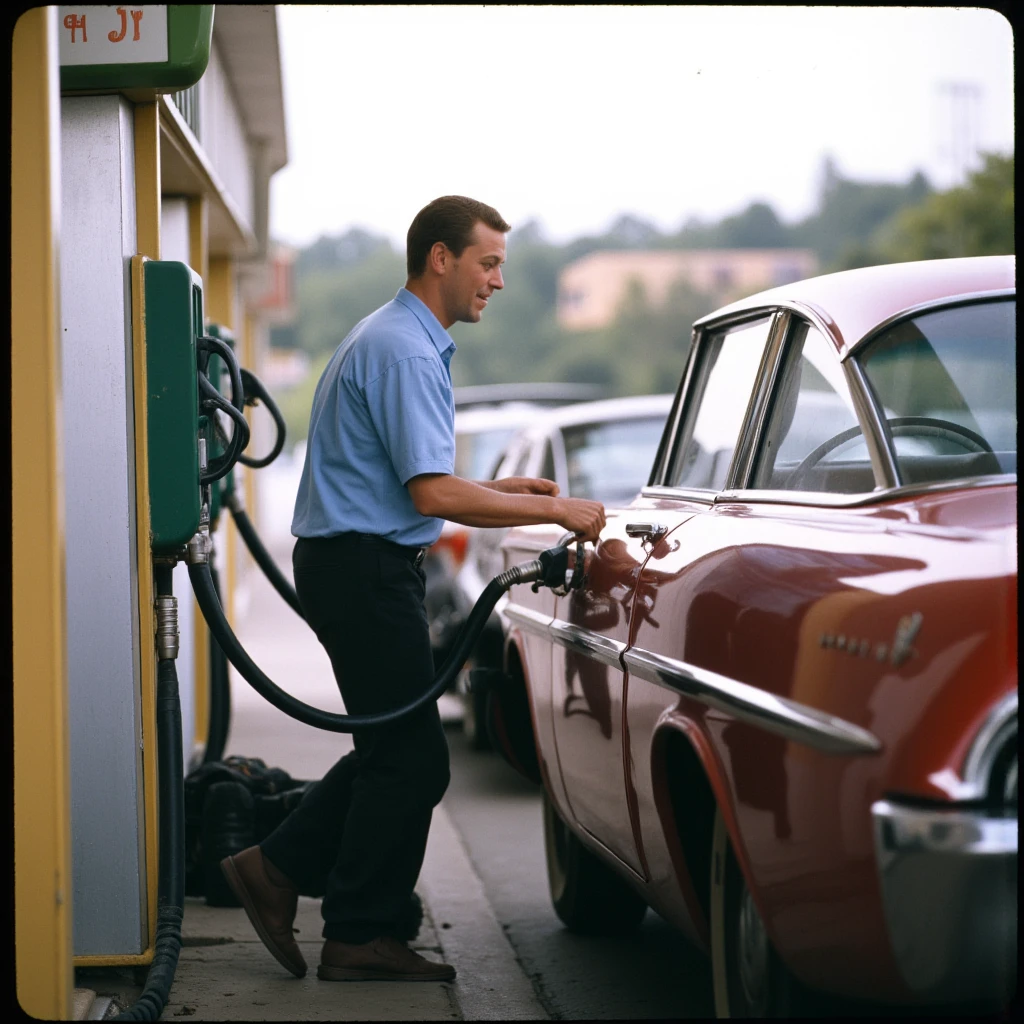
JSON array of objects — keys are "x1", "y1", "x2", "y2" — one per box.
[
  {"x1": 155, "y1": 594, "x2": 180, "y2": 660},
  {"x1": 186, "y1": 504, "x2": 212, "y2": 565}
]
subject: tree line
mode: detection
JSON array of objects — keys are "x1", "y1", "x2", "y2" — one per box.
[{"x1": 272, "y1": 153, "x2": 1013, "y2": 445}]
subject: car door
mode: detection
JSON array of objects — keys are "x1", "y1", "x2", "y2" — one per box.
[
  {"x1": 547, "y1": 317, "x2": 777, "y2": 878},
  {"x1": 623, "y1": 312, "x2": 910, "y2": 969}
]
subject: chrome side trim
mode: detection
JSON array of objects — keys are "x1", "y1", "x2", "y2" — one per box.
[
  {"x1": 845, "y1": 357, "x2": 900, "y2": 488},
  {"x1": 873, "y1": 800, "x2": 1018, "y2": 858},
  {"x1": 640, "y1": 485, "x2": 715, "y2": 505},
  {"x1": 548, "y1": 620, "x2": 626, "y2": 669},
  {"x1": 623, "y1": 647, "x2": 881, "y2": 755},
  {"x1": 702, "y1": 473, "x2": 1016, "y2": 509},
  {"x1": 504, "y1": 603, "x2": 554, "y2": 640}
]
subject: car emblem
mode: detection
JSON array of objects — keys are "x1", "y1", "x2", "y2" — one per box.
[{"x1": 818, "y1": 611, "x2": 922, "y2": 667}]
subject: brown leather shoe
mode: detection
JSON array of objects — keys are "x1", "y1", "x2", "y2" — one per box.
[
  {"x1": 317, "y1": 936, "x2": 455, "y2": 982},
  {"x1": 220, "y1": 846, "x2": 307, "y2": 978}
]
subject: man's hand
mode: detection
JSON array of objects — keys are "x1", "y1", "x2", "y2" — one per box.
[
  {"x1": 553, "y1": 497, "x2": 606, "y2": 544},
  {"x1": 485, "y1": 476, "x2": 560, "y2": 497}
]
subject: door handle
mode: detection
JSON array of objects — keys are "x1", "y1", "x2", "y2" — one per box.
[{"x1": 625, "y1": 522, "x2": 668, "y2": 544}]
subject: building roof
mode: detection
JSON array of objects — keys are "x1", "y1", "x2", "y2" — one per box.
[{"x1": 212, "y1": 5, "x2": 288, "y2": 174}]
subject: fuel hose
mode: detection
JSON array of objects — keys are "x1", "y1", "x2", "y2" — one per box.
[{"x1": 188, "y1": 538, "x2": 578, "y2": 733}]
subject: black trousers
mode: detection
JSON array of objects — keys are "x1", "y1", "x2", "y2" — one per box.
[{"x1": 260, "y1": 532, "x2": 450, "y2": 944}]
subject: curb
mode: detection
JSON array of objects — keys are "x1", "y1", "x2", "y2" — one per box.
[{"x1": 420, "y1": 803, "x2": 550, "y2": 1021}]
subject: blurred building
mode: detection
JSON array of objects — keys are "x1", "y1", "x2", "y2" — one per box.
[{"x1": 557, "y1": 248, "x2": 818, "y2": 330}]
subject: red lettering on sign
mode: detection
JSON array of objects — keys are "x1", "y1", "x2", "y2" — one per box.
[
  {"x1": 63, "y1": 12, "x2": 87, "y2": 43},
  {"x1": 130, "y1": 8, "x2": 144, "y2": 41},
  {"x1": 108, "y1": 7, "x2": 127, "y2": 43}
]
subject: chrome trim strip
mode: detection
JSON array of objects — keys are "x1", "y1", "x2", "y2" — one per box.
[
  {"x1": 962, "y1": 692, "x2": 1018, "y2": 800},
  {"x1": 847, "y1": 289, "x2": 1015, "y2": 361},
  {"x1": 504, "y1": 603, "x2": 554, "y2": 639},
  {"x1": 872, "y1": 799, "x2": 1018, "y2": 857},
  {"x1": 641, "y1": 485, "x2": 715, "y2": 504},
  {"x1": 730, "y1": 311, "x2": 791, "y2": 489},
  {"x1": 845, "y1": 357, "x2": 900, "y2": 488},
  {"x1": 549, "y1": 620, "x2": 626, "y2": 669},
  {"x1": 624, "y1": 647, "x2": 881, "y2": 755}
]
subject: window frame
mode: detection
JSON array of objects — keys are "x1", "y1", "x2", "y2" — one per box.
[{"x1": 644, "y1": 294, "x2": 1016, "y2": 509}]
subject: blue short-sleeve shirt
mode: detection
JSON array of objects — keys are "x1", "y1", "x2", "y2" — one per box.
[{"x1": 291, "y1": 288, "x2": 456, "y2": 546}]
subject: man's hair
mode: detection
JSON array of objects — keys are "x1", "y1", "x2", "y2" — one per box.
[{"x1": 406, "y1": 196, "x2": 511, "y2": 278}]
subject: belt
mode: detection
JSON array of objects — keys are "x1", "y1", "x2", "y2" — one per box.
[{"x1": 300, "y1": 532, "x2": 428, "y2": 567}]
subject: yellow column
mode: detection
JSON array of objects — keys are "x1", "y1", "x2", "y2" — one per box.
[
  {"x1": 133, "y1": 100, "x2": 161, "y2": 959},
  {"x1": 189, "y1": 196, "x2": 210, "y2": 751},
  {"x1": 12, "y1": 8, "x2": 73, "y2": 1018},
  {"x1": 206, "y1": 257, "x2": 239, "y2": 627}
]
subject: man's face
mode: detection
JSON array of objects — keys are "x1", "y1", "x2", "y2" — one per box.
[{"x1": 441, "y1": 223, "x2": 506, "y2": 325}]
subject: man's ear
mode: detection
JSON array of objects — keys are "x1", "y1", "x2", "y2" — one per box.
[{"x1": 428, "y1": 241, "x2": 449, "y2": 276}]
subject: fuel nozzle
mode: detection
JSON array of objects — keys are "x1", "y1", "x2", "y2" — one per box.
[{"x1": 531, "y1": 536, "x2": 586, "y2": 594}]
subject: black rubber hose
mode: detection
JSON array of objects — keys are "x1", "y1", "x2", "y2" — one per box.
[
  {"x1": 188, "y1": 557, "x2": 545, "y2": 733},
  {"x1": 237, "y1": 368, "x2": 287, "y2": 469},
  {"x1": 199, "y1": 375, "x2": 250, "y2": 485},
  {"x1": 228, "y1": 499, "x2": 305, "y2": 619},
  {"x1": 114, "y1": 569, "x2": 185, "y2": 1021},
  {"x1": 202, "y1": 561, "x2": 232, "y2": 764}
]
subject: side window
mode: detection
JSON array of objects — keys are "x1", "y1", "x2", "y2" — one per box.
[
  {"x1": 752, "y1": 321, "x2": 870, "y2": 493},
  {"x1": 668, "y1": 316, "x2": 772, "y2": 490},
  {"x1": 859, "y1": 299, "x2": 1015, "y2": 484}
]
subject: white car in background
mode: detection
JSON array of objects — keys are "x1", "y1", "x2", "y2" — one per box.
[
  {"x1": 424, "y1": 385, "x2": 605, "y2": 667},
  {"x1": 451, "y1": 392, "x2": 676, "y2": 745}
]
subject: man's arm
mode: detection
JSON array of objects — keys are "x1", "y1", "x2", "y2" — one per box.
[{"x1": 406, "y1": 473, "x2": 605, "y2": 543}]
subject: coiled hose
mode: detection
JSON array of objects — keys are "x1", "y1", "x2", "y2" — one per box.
[
  {"x1": 227, "y1": 494, "x2": 304, "y2": 619},
  {"x1": 188, "y1": 548, "x2": 564, "y2": 732},
  {"x1": 113, "y1": 568, "x2": 185, "y2": 1020},
  {"x1": 202, "y1": 560, "x2": 232, "y2": 764}
]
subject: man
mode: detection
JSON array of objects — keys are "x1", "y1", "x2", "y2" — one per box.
[{"x1": 221, "y1": 196, "x2": 606, "y2": 983}]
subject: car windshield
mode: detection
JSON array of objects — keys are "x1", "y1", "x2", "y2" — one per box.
[
  {"x1": 454, "y1": 427, "x2": 518, "y2": 480},
  {"x1": 562, "y1": 416, "x2": 667, "y2": 504},
  {"x1": 858, "y1": 298, "x2": 1016, "y2": 483}
]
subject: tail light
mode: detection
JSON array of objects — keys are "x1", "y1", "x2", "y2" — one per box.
[{"x1": 431, "y1": 527, "x2": 470, "y2": 571}]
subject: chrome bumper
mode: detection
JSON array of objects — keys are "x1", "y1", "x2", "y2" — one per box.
[{"x1": 871, "y1": 799, "x2": 1017, "y2": 1008}]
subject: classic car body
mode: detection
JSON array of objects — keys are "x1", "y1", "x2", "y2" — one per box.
[{"x1": 496, "y1": 256, "x2": 1016, "y2": 1016}]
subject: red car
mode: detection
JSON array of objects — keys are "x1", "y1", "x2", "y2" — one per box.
[{"x1": 493, "y1": 256, "x2": 1016, "y2": 1016}]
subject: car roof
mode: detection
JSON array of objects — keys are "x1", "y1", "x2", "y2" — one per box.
[
  {"x1": 454, "y1": 402, "x2": 554, "y2": 432},
  {"x1": 511, "y1": 393, "x2": 676, "y2": 436},
  {"x1": 694, "y1": 255, "x2": 1015, "y2": 360},
  {"x1": 452, "y1": 383, "x2": 606, "y2": 408}
]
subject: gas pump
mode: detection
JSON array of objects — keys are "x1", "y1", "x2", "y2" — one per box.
[{"x1": 127, "y1": 255, "x2": 584, "y2": 1018}]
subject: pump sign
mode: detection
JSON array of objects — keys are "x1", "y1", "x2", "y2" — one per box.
[{"x1": 59, "y1": 6, "x2": 168, "y2": 65}]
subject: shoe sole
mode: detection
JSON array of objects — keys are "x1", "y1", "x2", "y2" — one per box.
[
  {"x1": 317, "y1": 964, "x2": 456, "y2": 983},
  {"x1": 220, "y1": 855, "x2": 307, "y2": 979}
]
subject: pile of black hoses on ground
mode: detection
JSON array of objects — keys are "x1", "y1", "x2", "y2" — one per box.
[
  {"x1": 114, "y1": 568, "x2": 186, "y2": 1021},
  {"x1": 187, "y1": 541, "x2": 572, "y2": 732}
]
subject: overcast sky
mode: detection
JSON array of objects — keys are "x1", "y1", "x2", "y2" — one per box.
[{"x1": 268, "y1": 5, "x2": 1014, "y2": 251}]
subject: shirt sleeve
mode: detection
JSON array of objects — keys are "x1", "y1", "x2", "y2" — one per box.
[{"x1": 363, "y1": 355, "x2": 455, "y2": 485}]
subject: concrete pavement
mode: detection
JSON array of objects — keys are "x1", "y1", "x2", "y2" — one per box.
[{"x1": 71, "y1": 497, "x2": 548, "y2": 1021}]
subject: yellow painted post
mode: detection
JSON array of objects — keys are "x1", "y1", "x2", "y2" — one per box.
[
  {"x1": 206, "y1": 257, "x2": 239, "y2": 628},
  {"x1": 189, "y1": 196, "x2": 210, "y2": 752},
  {"x1": 133, "y1": 101, "x2": 162, "y2": 960},
  {"x1": 12, "y1": 8, "x2": 74, "y2": 1018},
  {"x1": 242, "y1": 310, "x2": 259, "y2": 529}
]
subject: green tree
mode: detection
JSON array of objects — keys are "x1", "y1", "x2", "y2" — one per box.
[{"x1": 870, "y1": 152, "x2": 1014, "y2": 262}]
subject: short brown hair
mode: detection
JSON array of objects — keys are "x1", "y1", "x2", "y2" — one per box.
[{"x1": 406, "y1": 196, "x2": 511, "y2": 278}]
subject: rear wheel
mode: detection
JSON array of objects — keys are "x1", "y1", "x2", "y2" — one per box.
[
  {"x1": 460, "y1": 685, "x2": 492, "y2": 751},
  {"x1": 542, "y1": 788, "x2": 647, "y2": 935},
  {"x1": 710, "y1": 807, "x2": 823, "y2": 1017}
]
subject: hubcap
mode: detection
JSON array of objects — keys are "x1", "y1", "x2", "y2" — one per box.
[{"x1": 737, "y1": 887, "x2": 769, "y2": 1010}]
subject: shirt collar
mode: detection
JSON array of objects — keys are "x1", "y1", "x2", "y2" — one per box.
[{"x1": 395, "y1": 287, "x2": 456, "y2": 358}]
